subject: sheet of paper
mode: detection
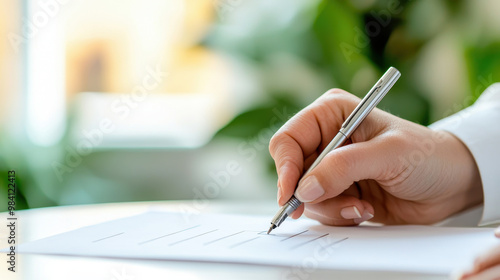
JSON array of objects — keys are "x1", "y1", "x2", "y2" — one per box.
[{"x1": 6, "y1": 211, "x2": 498, "y2": 275}]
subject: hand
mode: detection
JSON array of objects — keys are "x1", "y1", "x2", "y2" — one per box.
[
  {"x1": 459, "y1": 227, "x2": 500, "y2": 279},
  {"x1": 269, "y1": 89, "x2": 483, "y2": 225}
]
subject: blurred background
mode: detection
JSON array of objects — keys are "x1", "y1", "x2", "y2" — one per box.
[{"x1": 1, "y1": 0, "x2": 499, "y2": 211}]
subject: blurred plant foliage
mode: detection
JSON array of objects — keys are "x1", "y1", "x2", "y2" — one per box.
[
  {"x1": 210, "y1": 0, "x2": 500, "y2": 175},
  {"x1": 215, "y1": 95, "x2": 301, "y2": 139},
  {"x1": 4, "y1": 0, "x2": 500, "y2": 209},
  {"x1": 0, "y1": 138, "x2": 30, "y2": 212}
]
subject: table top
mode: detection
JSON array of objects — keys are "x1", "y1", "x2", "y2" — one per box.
[{"x1": 0, "y1": 200, "x2": 455, "y2": 280}]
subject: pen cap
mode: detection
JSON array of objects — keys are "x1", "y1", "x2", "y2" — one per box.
[{"x1": 340, "y1": 67, "x2": 400, "y2": 137}]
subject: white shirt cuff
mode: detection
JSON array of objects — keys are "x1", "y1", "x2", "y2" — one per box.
[{"x1": 429, "y1": 83, "x2": 500, "y2": 226}]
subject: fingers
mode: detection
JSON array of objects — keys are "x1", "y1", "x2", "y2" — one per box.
[
  {"x1": 495, "y1": 226, "x2": 500, "y2": 238},
  {"x1": 270, "y1": 89, "x2": 359, "y2": 205},
  {"x1": 269, "y1": 88, "x2": 391, "y2": 224},
  {"x1": 295, "y1": 136, "x2": 394, "y2": 204},
  {"x1": 276, "y1": 156, "x2": 302, "y2": 206},
  {"x1": 303, "y1": 194, "x2": 375, "y2": 226},
  {"x1": 460, "y1": 244, "x2": 500, "y2": 280},
  {"x1": 290, "y1": 203, "x2": 304, "y2": 219},
  {"x1": 276, "y1": 186, "x2": 304, "y2": 219},
  {"x1": 463, "y1": 265, "x2": 500, "y2": 280}
]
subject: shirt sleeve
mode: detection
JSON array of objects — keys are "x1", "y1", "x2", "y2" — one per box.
[{"x1": 429, "y1": 83, "x2": 500, "y2": 226}]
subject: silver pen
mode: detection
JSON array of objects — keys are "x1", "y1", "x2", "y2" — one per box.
[{"x1": 267, "y1": 67, "x2": 401, "y2": 234}]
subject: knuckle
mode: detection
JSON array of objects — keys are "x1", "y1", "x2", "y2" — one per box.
[
  {"x1": 268, "y1": 132, "x2": 285, "y2": 157},
  {"x1": 340, "y1": 195, "x2": 360, "y2": 206},
  {"x1": 328, "y1": 151, "x2": 353, "y2": 179},
  {"x1": 279, "y1": 154, "x2": 298, "y2": 172},
  {"x1": 320, "y1": 89, "x2": 359, "y2": 114},
  {"x1": 325, "y1": 88, "x2": 347, "y2": 96},
  {"x1": 323, "y1": 88, "x2": 353, "y2": 102},
  {"x1": 386, "y1": 131, "x2": 411, "y2": 151},
  {"x1": 269, "y1": 134, "x2": 300, "y2": 169}
]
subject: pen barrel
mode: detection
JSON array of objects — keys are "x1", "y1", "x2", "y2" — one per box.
[
  {"x1": 286, "y1": 195, "x2": 301, "y2": 211},
  {"x1": 341, "y1": 67, "x2": 401, "y2": 137},
  {"x1": 301, "y1": 132, "x2": 347, "y2": 178},
  {"x1": 269, "y1": 67, "x2": 400, "y2": 231}
]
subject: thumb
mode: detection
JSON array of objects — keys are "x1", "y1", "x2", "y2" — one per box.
[{"x1": 294, "y1": 137, "x2": 394, "y2": 203}]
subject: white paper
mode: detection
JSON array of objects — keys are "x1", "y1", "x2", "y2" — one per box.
[{"x1": 6, "y1": 211, "x2": 499, "y2": 275}]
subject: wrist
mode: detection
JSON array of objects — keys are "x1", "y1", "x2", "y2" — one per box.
[{"x1": 438, "y1": 131, "x2": 483, "y2": 215}]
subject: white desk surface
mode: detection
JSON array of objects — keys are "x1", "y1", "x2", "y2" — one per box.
[{"x1": 0, "y1": 200, "x2": 450, "y2": 280}]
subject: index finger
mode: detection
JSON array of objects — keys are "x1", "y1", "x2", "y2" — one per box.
[{"x1": 269, "y1": 89, "x2": 357, "y2": 205}]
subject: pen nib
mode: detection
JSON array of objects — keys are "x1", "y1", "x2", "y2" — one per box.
[{"x1": 267, "y1": 224, "x2": 276, "y2": 235}]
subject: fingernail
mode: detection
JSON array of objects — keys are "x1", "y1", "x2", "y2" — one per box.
[
  {"x1": 295, "y1": 176, "x2": 324, "y2": 202},
  {"x1": 354, "y1": 209, "x2": 374, "y2": 224},
  {"x1": 340, "y1": 206, "x2": 362, "y2": 219},
  {"x1": 495, "y1": 226, "x2": 500, "y2": 237}
]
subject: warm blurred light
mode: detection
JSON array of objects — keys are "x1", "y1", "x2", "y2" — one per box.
[
  {"x1": 26, "y1": 2, "x2": 66, "y2": 146},
  {"x1": 70, "y1": 92, "x2": 224, "y2": 148},
  {"x1": 24, "y1": 0, "x2": 224, "y2": 147},
  {"x1": 65, "y1": 0, "x2": 187, "y2": 96},
  {"x1": 0, "y1": 1, "x2": 21, "y2": 130},
  {"x1": 62, "y1": 0, "x2": 235, "y2": 149}
]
